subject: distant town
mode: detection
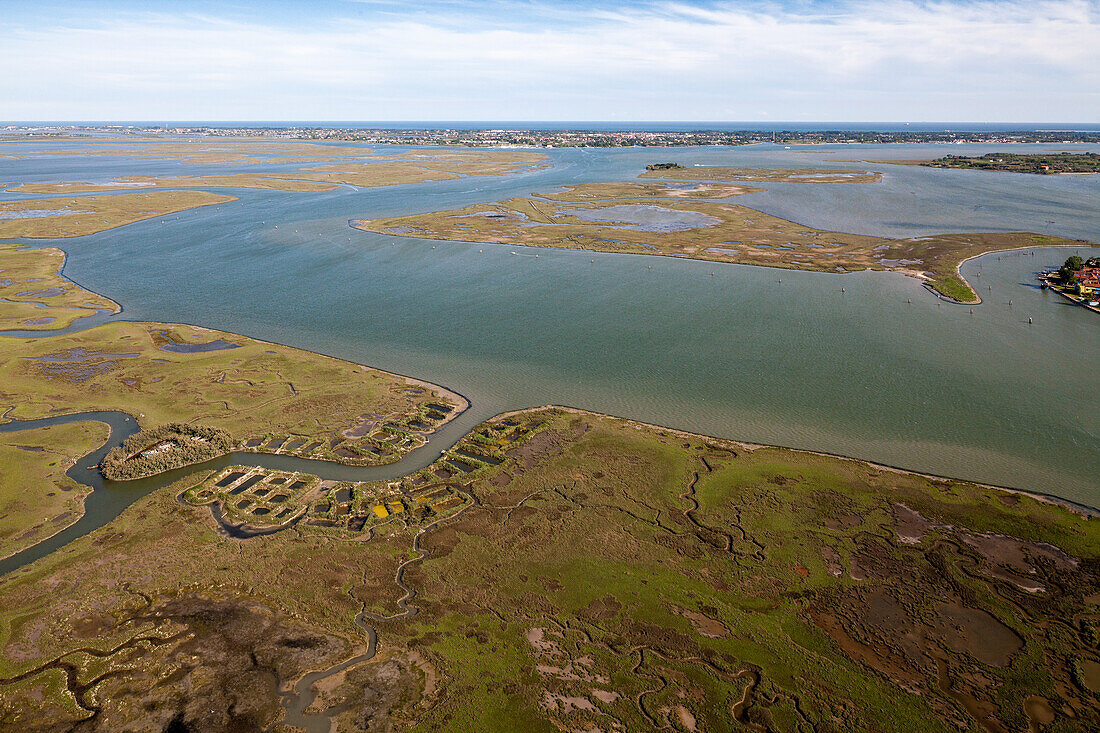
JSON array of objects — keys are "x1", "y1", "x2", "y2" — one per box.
[{"x1": 4, "y1": 124, "x2": 1100, "y2": 147}]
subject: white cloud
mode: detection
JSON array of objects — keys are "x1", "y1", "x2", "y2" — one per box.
[{"x1": 0, "y1": 0, "x2": 1096, "y2": 120}]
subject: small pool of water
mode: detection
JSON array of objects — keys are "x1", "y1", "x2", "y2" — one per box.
[
  {"x1": 0, "y1": 209, "x2": 91, "y2": 219},
  {"x1": 153, "y1": 331, "x2": 241, "y2": 353},
  {"x1": 15, "y1": 287, "x2": 65, "y2": 297},
  {"x1": 567, "y1": 204, "x2": 719, "y2": 232}
]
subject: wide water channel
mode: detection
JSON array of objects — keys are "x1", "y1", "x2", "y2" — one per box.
[{"x1": 3, "y1": 142, "x2": 1099, "y2": 509}]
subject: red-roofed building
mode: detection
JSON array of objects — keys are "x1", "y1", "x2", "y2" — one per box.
[{"x1": 1075, "y1": 266, "x2": 1100, "y2": 296}]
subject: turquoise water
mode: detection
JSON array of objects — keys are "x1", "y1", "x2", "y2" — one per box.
[{"x1": 2, "y1": 142, "x2": 1098, "y2": 502}]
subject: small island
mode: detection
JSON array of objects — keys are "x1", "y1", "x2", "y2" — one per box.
[
  {"x1": 100, "y1": 423, "x2": 233, "y2": 480},
  {"x1": 1039, "y1": 255, "x2": 1100, "y2": 311},
  {"x1": 351, "y1": 179, "x2": 1091, "y2": 302},
  {"x1": 913, "y1": 152, "x2": 1100, "y2": 174},
  {"x1": 641, "y1": 164, "x2": 882, "y2": 184}
]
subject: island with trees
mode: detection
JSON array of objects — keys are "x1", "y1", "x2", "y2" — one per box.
[
  {"x1": 1040, "y1": 255, "x2": 1100, "y2": 311},
  {"x1": 910, "y1": 152, "x2": 1100, "y2": 174}
]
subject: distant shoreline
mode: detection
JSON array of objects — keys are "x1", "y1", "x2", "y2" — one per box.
[{"x1": 5, "y1": 125, "x2": 1100, "y2": 148}]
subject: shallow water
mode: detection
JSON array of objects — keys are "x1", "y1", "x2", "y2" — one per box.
[
  {"x1": 2, "y1": 141, "x2": 1098, "y2": 503},
  {"x1": 157, "y1": 337, "x2": 240, "y2": 353},
  {"x1": 567, "y1": 203, "x2": 719, "y2": 232},
  {"x1": 15, "y1": 287, "x2": 65, "y2": 297},
  {"x1": 0, "y1": 209, "x2": 91, "y2": 219}
]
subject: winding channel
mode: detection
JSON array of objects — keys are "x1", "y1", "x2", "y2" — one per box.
[
  {"x1": 0, "y1": 307, "x2": 118, "y2": 339},
  {"x1": 0, "y1": 410, "x2": 467, "y2": 577},
  {"x1": 0, "y1": 404, "x2": 479, "y2": 730},
  {"x1": 277, "y1": 482, "x2": 480, "y2": 731},
  {"x1": 0, "y1": 404, "x2": 470, "y2": 732}
]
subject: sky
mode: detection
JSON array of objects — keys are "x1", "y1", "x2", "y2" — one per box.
[{"x1": 1, "y1": 0, "x2": 1097, "y2": 122}]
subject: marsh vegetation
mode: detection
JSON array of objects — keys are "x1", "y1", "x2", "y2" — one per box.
[
  {"x1": 0, "y1": 245, "x2": 119, "y2": 331},
  {"x1": 0, "y1": 408, "x2": 1095, "y2": 731},
  {"x1": 353, "y1": 180, "x2": 1091, "y2": 302},
  {"x1": 0, "y1": 191, "x2": 235, "y2": 238}
]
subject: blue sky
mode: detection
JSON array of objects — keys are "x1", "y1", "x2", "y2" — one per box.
[{"x1": 1, "y1": 0, "x2": 1097, "y2": 121}]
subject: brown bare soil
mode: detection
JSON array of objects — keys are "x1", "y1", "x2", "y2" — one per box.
[{"x1": 0, "y1": 594, "x2": 359, "y2": 732}]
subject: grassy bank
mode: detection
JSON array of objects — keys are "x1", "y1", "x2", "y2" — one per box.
[
  {"x1": 0, "y1": 421, "x2": 108, "y2": 559},
  {"x1": 0, "y1": 245, "x2": 119, "y2": 331},
  {"x1": 0, "y1": 320, "x2": 464, "y2": 458},
  {"x1": 6, "y1": 149, "x2": 549, "y2": 195},
  {"x1": 640, "y1": 165, "x2": 883, "y2": 184},
  {"x1": 0, "y1": 191, "x2": 235, "y2": 239}
]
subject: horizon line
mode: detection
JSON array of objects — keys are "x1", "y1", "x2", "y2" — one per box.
[{"x1": 5, "y1": 120, "x2": 1100, "y2": 125}]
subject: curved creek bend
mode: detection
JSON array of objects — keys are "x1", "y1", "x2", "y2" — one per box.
[
  {"x1": 0, "y1": 409, "x2": 469, "y2": 733},
  {"x1": 0, "y1": 409, "x2": 480, "y2": 577}
]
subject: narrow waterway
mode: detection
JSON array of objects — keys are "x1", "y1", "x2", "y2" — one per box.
[
  {"x1": 0, "y1": 409, "x2": 465, "y2": 732},
  {"x1": 277, "y1": 622, "x2": 378, "y2": 733},
  {"x1": 0, "y1": 410, "x2": 478, "y2": 577},
  {"x1": 0, "y1": 307, "x2": 118, "y2": 338}
]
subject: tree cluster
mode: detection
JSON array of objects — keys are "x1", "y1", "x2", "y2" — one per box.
[
  {"x1": 933, "y1": 153, "x2": 1100, "y2": 174},
  {"x1": 101, "y1": 423, "x2": 233, "y2": 480},
  {"x1": 1058, "y1": 256, "x2": 1085, "y2": 285}
]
